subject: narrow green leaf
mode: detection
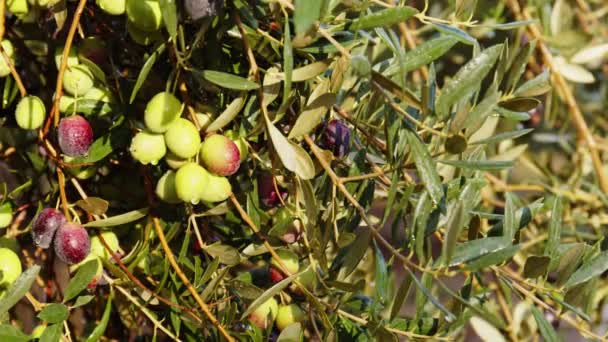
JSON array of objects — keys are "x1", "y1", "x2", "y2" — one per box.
[
  {"x1": 277, "y1": 322, "x2": 303, "y2": 342},
  {"x1": 390, "y1": 275, "x2": 412, "y2": 320},
  {"x1": 438, "y1": 159, "x2": 513, "y2": 171},
  {"x1": 460, "y1": 90, "x2": 500, "y2": 132},
  {"x1": 130, "y1": 43, "x2": 166, "y2": 104},
  {"x1": 348, "y1": 6, "x2": 418, "y2": 31},
  {"x1": 406, "y1": 268, "x2": 456, "y2": 321},
  {"x1": 39, "y1": 324, "x2": 61, "y2": 342},
  {"x1": 0, "y1": 324, "x2": 30, "y2": 342},
  {"x1": 564, "y1": 250, "x2": 608, "y2": 288},
  {"x1": 205, "y1": 94, "x2": 247, "y2": 132},
  {"x1": 37, "y1": 303, "x2": 69, "y2": 324},
  {"x1": 373, "y1": 242, "x2": 388, "y2": 304},
  {"x1": 203, "y1": 243, "x2": 241, "y2": 266},
  {"x1": 545, "y1": 197, "x2": 563, "y2": 259},
  {"x1": 288, "y1": 93, "x2": 336, "y2": 139},
  {"x1": 159, "y1": 0, "x2": 178, "y2": 41},
  {"x1": 75, "y1": 197, "x2": 109, "y2": 216},
  {"x1": 504, "y1": 40, "x2": 536, "y2": 92},
  {"x1": 513, "y1": 69, "x2": 551, "y2": 97},
  {"x1": 556, "y1": 243, "x2": 585, "y2": 286},
  {"x1": 63, "y1": 260, "x2": 99, "y2": 302},
  {"x1": 500, "y1": 97, "x2": 540, "y2": 112},
  {"x1": 294, "y1": 0, "x2": 322, "y2": 35},
  {"x1": 385, "y1": 36, "x2": 458, "y2": 75},
  {"x1": 469, "y1": 128, "x2": 533, "y2": 145},
  {"x1": 449, "y1": 237, "x2": 511, "y2": 266},
  {"x1": 495, "y1": 106, "x2": 531, "y2": 121},
  {"x1": 283, "y1": 16, "x2": 293, "y2": 104},
  {"x1": 336, "y1": 228, "x2": 372, "y2": 278},
  {"x1": 523, "y1": 255, "x2": 551, "y2": 278},
  {"x1": 484, "y1": 19, "x2": 538, "y2": 30},
  {"x1": 435, "y1": 44, "x2": 502, "y2": 118},
  {"x1": 266, "y1": 117, "x2": 315, "y2": 180},
  {"x1": 68, "y1": 134, "x2": 114, "y2": 164},
  {"x1": 431, "y1": 23, "x2": 476, "y2": 46},
  {"x1": 464, "y1": 245, "x2": 521, "y2": 271},
  {"x1": 240, "y1": 270, "x2": 303, "y2": 320},
  {"x1": 404, "y1": 130, "x2": 443, "y2": 204},
  {"x1": 65, "y1": 99, "x2": 118, "y2": 117},
  {"x1": 197, "y1": 70, "x2": 259, "y2": 90},
  {"x1": 504, "y1": 193, "x2": 516, "y2": 240},
  {"x1": 0, "y1": 265, "x2": 40, "y2": 315},
  {"x1": 72, "y1": 295, "x2": 94, "y2": 308},
  {"x1": 443, "y1": 201, "x2": 466, "y2": 266},
  {"x1": 84, "y1": 290, "x2": 113, "y2": 342},
  {"x1": 531, "y1": 306, "x2": 559, "y2": 342},
  {"x1": 83, "y1": 208, "x2": 148, "y2": 227}
]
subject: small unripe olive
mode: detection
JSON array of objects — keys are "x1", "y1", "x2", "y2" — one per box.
[
  {"x1": 63, "y1": 65, "x2": 94, "y2": 96},
  {"x1": 270, "y1": 249, "x2": 300, "y2": 277},
  {"x1": 129, "y1": 131, "x2": 166, "y2": 165},
  {"x1": 126, "y1": 0, "x2": 162, "y2": 32},
  {"x1": 175, "y1": 162, "x2": 210, "y2": 204},
  {"x1": 164, "y1": 118, "x2": 201, "y2": 159},
  {"x1": 31, "y1": 325, "x2": 46, "y2": 339},
  {"x1": 89, "y1": 231, "x2": 120, "y2": 260},
  {"x1": 83, "y1": 87, "x2": 113, "y2": 102},
  {"x1": 199, "y1": 134, "x2": 241, "y2": 176},
  {"x1": 248, "y1": 297, "x2": 279, "y2": 330},
  {"x1": 165, "y1": 151, "x2": 189, "y2": 169},
  {"x1": 0, "y1": 40, "x2": 15, "y2": 77},
  {"x1": 54, "y1": 45, "x2": 79, "y2": 70},
  {"x1": 15, "y1": 95, "x2": 46, "y2": 130},
  {"x1": 0, "y1": 202, "x2": 12, "y2": 228},
  {"x1": 58, "y1": 95, "x2": 75, "y2": 114},
  {"x1": 0, "y1": 248, "x2": 22, "y2": 287},
  {"x1": 144, "y1": 92, "x2": 182, "y2": 133},
  {"x1": 7, "y1": 0, "x2": 28, "y2": 15},
  {"x1": 126, "y1": 21, "x2": 162, "y2": 46},
  {"x1": 199, "y1": 173, "x2": 231, "y2": 203},
  {"x1": 155, "y1": 170, "x2": 181, "y2": 204},
  {"x1": 276, "y1": 304, "x2": 306, "y2": 331},
  {"x1": 64, "y1": 156, "x2": 96, "y2": 180},
  {"x1": 96, "y1": 0, "x2": 125, "y2": 15}
]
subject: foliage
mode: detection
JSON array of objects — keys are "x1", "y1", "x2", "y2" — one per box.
[{"x1": 0, "y1": 0, "x2": 608, "y2": 341}]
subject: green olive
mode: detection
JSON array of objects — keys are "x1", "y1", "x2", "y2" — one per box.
[
  {"x1": 96, "y1": 0, "x2": 125, "y2": 15},
  {"x1": 63, "y1": 65, "x2": 94, "y2": 96},
  {"x1": 164, "y1": 118, "x2": 201, "y2": 159},
  {"x1": 129, "y1": 131, "x2": 167, "y2": 165},
  {"x1": 0, "y1": 40, "x2": 15, "y2": 77},
  {"x1": 175, "y1": 162, "x2": 210, "y2": 204},
  {"x1": 144, "y1": 92, "x2": 182, "y2": 133},
  {"x1": 15, "y1": 95, "x2": 46, "y2": 130},
  {"x1": 0, "y1": 248, "x2": 22, "y2": 288},
  {"x1": 126, "y1": 21, "x2": 162, "y2": 46},
  {"x1": 199, "y1": 173, "x2": 232, "y2": 203},
  {"x1": 126, "y1": 0, "x2": 162, "y2": 32},
  {"x1": 155, "y1": 170, "x2": 181, "y2": 204},
  {"x1": 0, "y1": 202, "x2": 12, "y2": 228}
]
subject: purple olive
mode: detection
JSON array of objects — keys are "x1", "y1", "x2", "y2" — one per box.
[
  {"x1": 32, "y1": 208, "x2": 66, "y2": 249},
  {"x1": 321, "y1": 119, "x2": 350, "y2": 158},
  {"x1": 58, "y1": 115, "x2": 94, "y2": 157},
  {"x1": 54, "y1": 223, "x2": 91, "y2": 265},
  {"x1": 258, "y1": 172, "x2": 287, "y2": 208}
]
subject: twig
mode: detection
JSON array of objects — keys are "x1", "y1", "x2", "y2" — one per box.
[
  {"x1": 152, "y1": 217, "x2": 234, "y2": 342},
  {"x1": 45, "y1": 0, "x2": 88, "y2": 133}
]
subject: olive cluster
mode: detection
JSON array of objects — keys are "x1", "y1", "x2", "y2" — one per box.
[{"x1": 130, "y1": 92, "x2": 243, "y2": 204}]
